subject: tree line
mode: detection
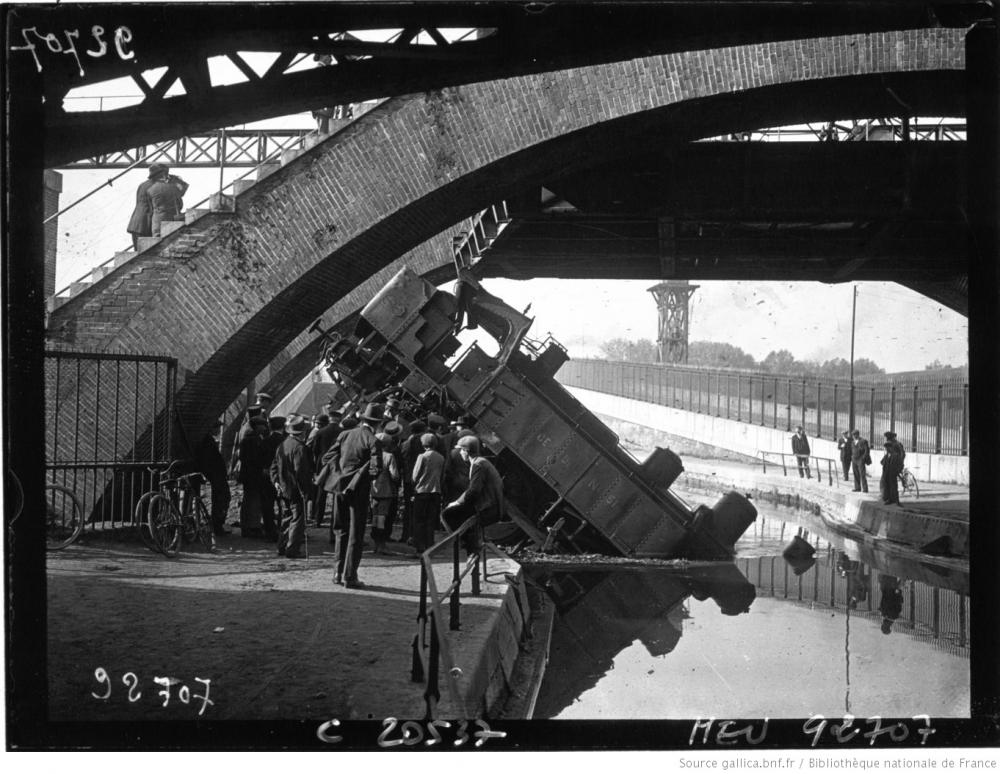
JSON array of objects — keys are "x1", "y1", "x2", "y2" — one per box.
[{"x1": 597, "y1": 338, "x2": 888, "y2": 379}]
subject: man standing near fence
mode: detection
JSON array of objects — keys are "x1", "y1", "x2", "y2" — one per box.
[
  {"x1": 837, "y1": 430, "x2": 853, "y2": 482},
  {"x1": 851, "y1": 429, "x2": 871, "y2": 493},
  {"x1": 791, "y1": 426, "x2": 812, "y2": 479}
]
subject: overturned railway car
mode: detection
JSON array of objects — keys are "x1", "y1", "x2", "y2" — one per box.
[{"x1": 317, "y1": 267, "x2": 756, "y2": 560}]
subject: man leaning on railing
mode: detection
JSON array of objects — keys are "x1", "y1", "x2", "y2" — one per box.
[{"x1": 441, "y1": 435, "x2": 504, "y2": 558}]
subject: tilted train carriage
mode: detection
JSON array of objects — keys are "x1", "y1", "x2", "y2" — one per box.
[{"x1": 315, "y1": 267, "x2": 756, "y2": 560}]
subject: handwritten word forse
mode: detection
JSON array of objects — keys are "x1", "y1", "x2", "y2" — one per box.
[
  {"x1": 91, "y1": 667, "x2": 213, "y2": 716},
  {"x1": 11, "y1": 25, "x2": 134, "y2": 77}
]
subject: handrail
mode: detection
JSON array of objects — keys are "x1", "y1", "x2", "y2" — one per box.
[
  {"x1": 410, "y1": 514, "x2": 487, "y2": 720},
  {"x1": 758, "y1": 450, "x2": 843, "y2": 487},
  {"x1": 44, "y1": 137, "x2": 178, "y2": 225}
]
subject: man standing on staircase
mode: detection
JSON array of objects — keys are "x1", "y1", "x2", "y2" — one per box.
[
  {"x1": 147, "y1": 166, "x2": 189, "y2": 237},
  {"x1": 126, "y1": 162, "x2": 166, "y2": 249}
]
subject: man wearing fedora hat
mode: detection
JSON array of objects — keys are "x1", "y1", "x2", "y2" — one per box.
[
  {"x1": 308, "y1": 403, "x2": 344, "y2": 529},
  {"x1": 270, "y1": 414, "x2": 315, "y2": 558},
  {"x1": 325, "y1": 402, "x2": 384, "y2": 587},
  {"x1": 126, "y1": 163, "x2": 167, "y2": 249},
  {"x1": 147, "y1": 164, "x2": 189, "y2": 237}
]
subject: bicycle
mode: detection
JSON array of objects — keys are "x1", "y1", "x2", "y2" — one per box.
[
  {"x1": 898, "y1": 467, "x2": 919, "y2": 498},
  {"x1": 135, "y1": 462, "x2": 215, "y2": 556},
  {"x1": 45, "y1": 483, "x2": 85, "y2": 550}
]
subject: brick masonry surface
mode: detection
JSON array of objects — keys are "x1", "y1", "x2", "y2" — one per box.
[{"x1": 46, "y1": 30, "x2": 965, "y2": 447}]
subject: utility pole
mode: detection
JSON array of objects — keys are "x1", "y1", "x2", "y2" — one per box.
[{"x1": 849, "y1": 285, "x2": 857, "y2": 431}]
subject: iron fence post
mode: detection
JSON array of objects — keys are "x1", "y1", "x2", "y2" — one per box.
[
  {"x1": 786, "y1": 379, "x2": 792, "y2": 431},
  {"x1": 411, "y1": 562, "x2": 428, "y2": 682},
  {"x1": 749, "y1": 375, "x2": 753, "y2": 424},
  {"x1": 935, "y1": 384, "x2": 943, "y2": 454},
  {"x1": 961, "y1": 383, "x2": 969, "y2": 455},
  {"x1": 773, "y1": 377, "x2": 779, "y2": 429},
  {"x1": 817, "y1": 382, "x2": 822, "y2": 438},
  {"x1": 912, "y1": 385, "x2": 919, "y2": 453},
  {"x1": 869, "y1": 387, "x2": 876, "y2": 444},
  {"x1": 889, "y1": 384, "x2": 896, "y2": 436},
  {"x1": 426, "y1": 611, "x2": 441, "y2": 714},
  {"x1": 800, "y1": 379, "x2": 806, "y2": 429},
  {"x1": 833, "y1": 383, "x2": 839, "y2": 436},
  {"x1": 451, "y1": 539, "x2": 461, "y2": 630}
]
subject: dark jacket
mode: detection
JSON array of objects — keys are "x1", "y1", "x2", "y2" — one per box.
[
  {"x1": 837, "y1": 435, "x2": 853, "y2": 462},
  {"x1": 323, "y1": 423, "x2": 381, "y2": 496},
  {"x1": 127, "y1": 178, "x2": 156, "y2": 236},
  {"x1": 308, "y1": 421, "x2": 341, "y2": 463},
  {"x1": 270, "y1": 434, "x2": 315, "y2": 501},
  {"x1": 194, "y1": 433, "x2": 227, "y2": 484},
  {"x1": 791, "y1": 432, "x2": 810, "y2": 456},
  {"x1": 452, "y1": 456, "x2": 504, "y2": 524},
  {"x1": 237, "y1": 432, "x2": 268, "y2": 488},
  {"x1": 148, "y1": 177, "x2": 186, "y2": 233},
  {"x1": 851, "y1": 436, "x2": 871, "y2": 463}
]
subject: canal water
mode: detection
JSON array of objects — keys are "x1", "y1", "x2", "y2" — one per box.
[{"x1": 529, "y1": 498, "x2": 969, "y2": 720}]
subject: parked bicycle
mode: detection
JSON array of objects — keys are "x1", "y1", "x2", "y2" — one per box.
[
  {"x1": 898, "y1": 467, "x2": 920, "y2": 498},
  {"x1": 45, "y1": 483, "x2": 85, "y2": 550},
  {"x1": 134, "y1": 461, "x2": 215, "y2": 556}
]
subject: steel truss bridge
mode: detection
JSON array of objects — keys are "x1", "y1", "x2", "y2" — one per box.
[
  {"x1": 8, "y1": 1, "x2": 990, "y2": 168},
  {"x1": 61, "y1": 118, "x2": 967, "y2": 170}
]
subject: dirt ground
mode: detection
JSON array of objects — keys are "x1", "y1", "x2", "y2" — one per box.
[{"x1": 45, "y1": 517, "x2": 510, "y2": 725}]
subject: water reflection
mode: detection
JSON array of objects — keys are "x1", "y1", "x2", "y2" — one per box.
[
  {"x1": 531, "y1": 505, "x2": 969, "y2": 720},
  {"x1": 530, "y1": 563, "x2": 756, "y2": 719}
]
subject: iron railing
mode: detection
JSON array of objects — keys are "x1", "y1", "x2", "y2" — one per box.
[
  {"x1": 45, "y1": 349, "x2": 178, "y2": 529},
  {"x1": 558, "y1": 359, "x2": 969, "y2": 456},
  {"x1": 759, "y1": 451, "x2": 844, "y2": 487},
  {"x1": 410, "y1": 515, "x2": 488, "y2": 720}
]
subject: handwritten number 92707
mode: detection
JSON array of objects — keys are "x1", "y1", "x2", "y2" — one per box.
[{"x1": 11, "y1": 25, "x2": 135, "y2": 77}]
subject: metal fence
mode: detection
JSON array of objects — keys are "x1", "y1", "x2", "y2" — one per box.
[
  {"x1": 558, "y1": 359, "x2": 968, "y2": 455},
  {"x1": 45, "y1": 349, "x2": 178, "y2": 530}
]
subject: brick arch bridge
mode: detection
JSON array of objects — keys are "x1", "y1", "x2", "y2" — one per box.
[{"x1": 46, "y1": 28, "x2": 966, "y2": 452}]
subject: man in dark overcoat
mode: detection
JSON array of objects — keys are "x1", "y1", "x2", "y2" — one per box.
[
  {"x1": 791, "y1": 426, "x2": 811, "y2": 479},
  {"x1": 270, "y1": 414, "x2": 314, "y2": 558},
  {"x1": 194, "y1": 420, "x2": 231, "y2": 535},
  {"x1": 837, "y1": 431, "x2": 853, "y2": 482},
  {"x1": 324, "y1": 402, "x2": 383, "y2": 588},
  {"x1": 307, "y1": 403, "x2": 343, "y2": 528},
  {"x1": 126, "y1": 162, "x2": 166, "y2": 249}
]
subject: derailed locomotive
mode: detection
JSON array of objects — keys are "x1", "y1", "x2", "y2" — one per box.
[{"x1": 314, "y1": 267, "x2": 756, "y2": 560}]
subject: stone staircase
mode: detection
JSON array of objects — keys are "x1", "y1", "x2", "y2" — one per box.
[{"x1": 45, "y1": 127, "x2": 338, "y2": 316}]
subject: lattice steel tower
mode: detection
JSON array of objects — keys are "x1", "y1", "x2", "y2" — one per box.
[{"x1": 647, "y1": 280, "x2": 699, "y2": 363}]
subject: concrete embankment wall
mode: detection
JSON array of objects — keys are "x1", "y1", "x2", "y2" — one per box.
[{"x1": 564, "y1": 386, "x2": 970, "y2": 486}]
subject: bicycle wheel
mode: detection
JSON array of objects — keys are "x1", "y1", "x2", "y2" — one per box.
[
  {"x1": 902, "y1": 470, "x2": 919, "y2": 499},
  {"x1": 148, "y1": 494, "x2": 182, "y2": 557},
  {"x1": 45, "y1": 484, "x2": 84, "y2": 550},
  {"x1": 134, "y1": 491, "x2": 161, "y2": 554},
  {"x1": 193, "y1": 497, "x2": 216, "y2": 551}
]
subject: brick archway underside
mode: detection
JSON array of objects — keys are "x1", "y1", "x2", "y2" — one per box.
[{"x1": 45, "y1": 29, "x2": 966, "y2": 441}]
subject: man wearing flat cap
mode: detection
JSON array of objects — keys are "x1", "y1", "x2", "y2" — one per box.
[
  {"x1": 879, "y1": 431, "x2": 906, "y2": 505},
  {"x1": 442, "y1": 435, "x2": 505, "y2": 556},
  {"x1": 323, "y1": 402, "x2": 384, "y2": 587},
  {"x1": 270, "y1": 414, "x2": 314, "y2": 558}
]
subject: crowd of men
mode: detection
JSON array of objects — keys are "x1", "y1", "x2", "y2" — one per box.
[{"x1": 204, "y1": 391, "x2": 505, "y2": 589}]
